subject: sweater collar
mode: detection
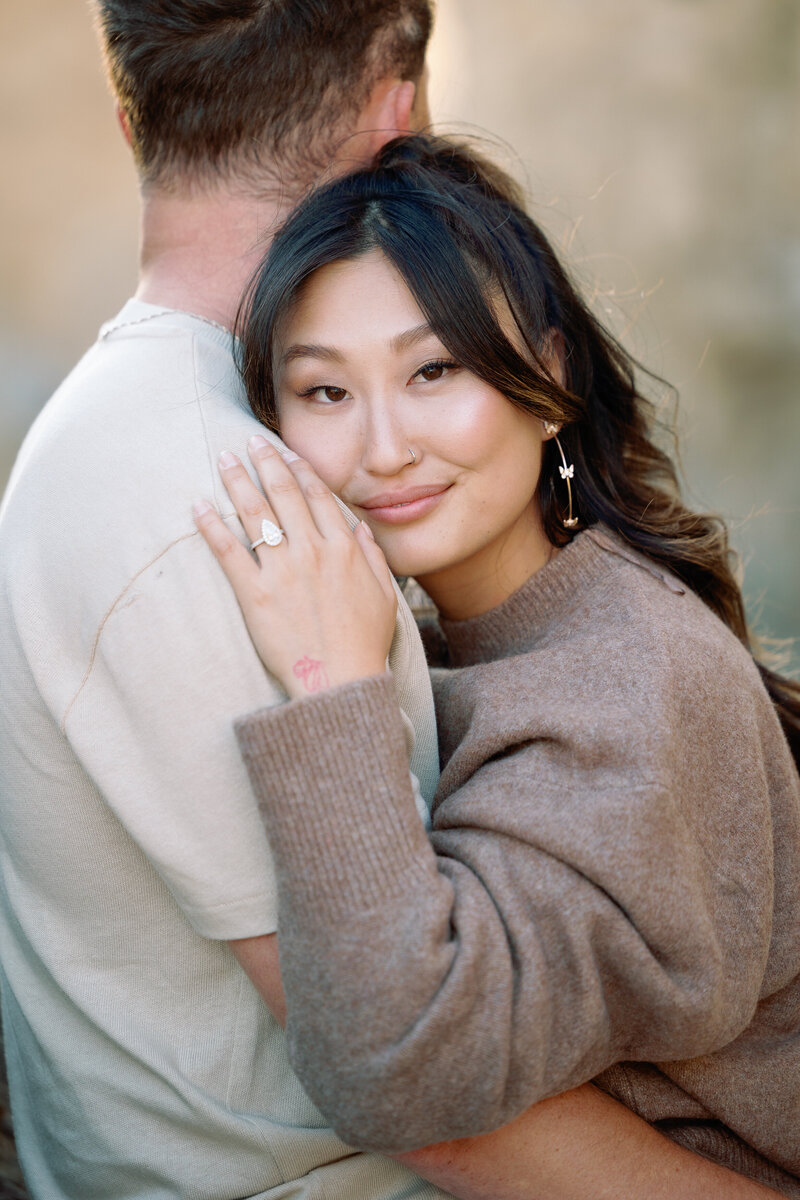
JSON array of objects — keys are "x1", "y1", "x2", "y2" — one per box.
[{"x1": 438, "y1": 526, "x2": 626, "y2": 667}]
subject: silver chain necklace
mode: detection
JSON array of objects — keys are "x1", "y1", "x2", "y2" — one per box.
[{"x1": 101, "y1": 306, "x2": 232, "y2": 340}]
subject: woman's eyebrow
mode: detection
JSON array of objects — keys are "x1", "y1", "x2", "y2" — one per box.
[
  {"x1": 280, "y1": 343, "x2": 344, "y2": 366},
  {"x1": 390, "y1": 323, "x2": 438, "y2": 353},
  {"x1": 279, "y1": 324, "x2": 438, "y2": 367}
]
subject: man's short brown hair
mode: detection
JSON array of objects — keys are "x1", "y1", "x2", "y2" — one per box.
[{"x1": 94, "y1": 0, "x2": 433, "y2": 187}]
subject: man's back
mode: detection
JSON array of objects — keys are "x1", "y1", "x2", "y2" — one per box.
[{"x1": 0, "y1": 302, "x2": 441, "y2": 1198}]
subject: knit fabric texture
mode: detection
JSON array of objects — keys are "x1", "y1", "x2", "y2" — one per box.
[{"x1": 236, "y1": 526, "x2": 800, "y2": 1194}]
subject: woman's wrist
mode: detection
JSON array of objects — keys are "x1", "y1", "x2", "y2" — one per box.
[{"x1": 284, "y1": 657, "x2": 389, "y2": 701}]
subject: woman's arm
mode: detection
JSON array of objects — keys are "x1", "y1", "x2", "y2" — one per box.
[
  {"x1": 234, "y1": 669, "x2": 763, "y2": 1151},
  {"x1": 196, "y1": 443, "x2": 777, "y2": 1165},
  {"x1": 395, "y1": 1086, "x2": 785, "y2": 1200},
  {"x1": 228, "y1": 936, "x2": 783, "y2": 1200}
]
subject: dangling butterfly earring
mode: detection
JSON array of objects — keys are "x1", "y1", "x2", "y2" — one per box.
[{"x1": 543, "y1": 421, "x2": 579, "y2": 529}]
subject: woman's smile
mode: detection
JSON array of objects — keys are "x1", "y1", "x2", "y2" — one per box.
[
  {"x1": 193, "y1": 136, "x2": 800, "y2": 1192},
  {"x1": 275, "y1": 250, "x2": 555, "y2": 618},
  {"x1": 355, "y1": 483, "x2": 452, "y2": 524}
]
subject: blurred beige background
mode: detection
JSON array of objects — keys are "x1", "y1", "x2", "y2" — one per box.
[{"x1": 2, "y1": 0, "x2": 798, "y2": 668}]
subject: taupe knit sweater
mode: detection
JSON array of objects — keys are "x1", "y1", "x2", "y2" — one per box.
[{"x1": 236, "y1": 527, "x2": 800, "y2": 1195}]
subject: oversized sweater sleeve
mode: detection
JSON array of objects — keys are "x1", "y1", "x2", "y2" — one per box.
[{"x1": 235, "y1": 662, "x2": 776, "y2": 1153}]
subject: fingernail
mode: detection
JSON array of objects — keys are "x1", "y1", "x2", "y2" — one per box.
[
  {"x1": 249, "y1": 434, "x2": 269, "y2": 450},
  {"x1": 193, "y1": 499, "x2": 213, "y2": 516},
  {"x1": 219, "y1": 450, "x2": 238, "y2": 469},
  {"x1": 361, "y1": 520, "x2": 375, "y2": 541},
  {"x1": 281, "y1": 449, "x2": 300, "y2": 463}
]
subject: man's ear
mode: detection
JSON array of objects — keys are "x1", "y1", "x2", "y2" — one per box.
[
  {"x1": 384, "y1": 78, "x2": 418, "y2": 134},
  {"x1": 332, "y1": 75, "x2": 423, "y2": 174},
  {"x1": 361, "y1": 77, "x2": 418, "y2": 155},
  {"x1": 116, "y1": 104, "x2": 133, "y2": 148},
  {"x1": 409, "y1": 66, "x2": 431, "y2": 131}
]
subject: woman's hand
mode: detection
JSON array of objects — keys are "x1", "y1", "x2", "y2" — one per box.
[{"x1": 193, "y1": 435, "x2": 397, "y2": 700}]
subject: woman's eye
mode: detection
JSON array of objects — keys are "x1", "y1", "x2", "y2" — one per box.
[
  {"x1": 413, "y1": 359, "x2": 457, "y2": 384},
  {"x1": 300, "y1": 384, "x2": 349, "y2": 403},
  {"x1": 320, "y1": 385, "x2": 347, "y2": 402}
]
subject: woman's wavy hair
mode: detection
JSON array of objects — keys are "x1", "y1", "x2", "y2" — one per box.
[{"x1": 237, "y1": 133, "x2": 800, "y2": 759}]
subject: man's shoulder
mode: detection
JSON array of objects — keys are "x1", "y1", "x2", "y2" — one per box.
[
  {"x1": 0, "y1": 298, "x2": 274, "y2": 634},
  {"x1": 6, "y1": 298, "x2": 265, "y2": 507},
  {"x1": 57, "y1": 298, "x2": 240, "y2": 414}
]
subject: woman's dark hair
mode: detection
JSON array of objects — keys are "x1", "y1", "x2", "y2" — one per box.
[{"x1": 237, "y1": 133, "x2": 800, "y2": 758}]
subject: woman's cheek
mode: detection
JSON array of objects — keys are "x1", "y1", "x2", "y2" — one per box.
[
  {"x1": 433, "y1": 390, "x2": 503, "y2": 453},
  {"x1": 280, "y1": 414, "x2": 351, "y2": 495}
]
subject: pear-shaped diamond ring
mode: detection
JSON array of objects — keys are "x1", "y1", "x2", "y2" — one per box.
[{"x1": 251, "y1": 518, "x2": 286, "y2": 550}]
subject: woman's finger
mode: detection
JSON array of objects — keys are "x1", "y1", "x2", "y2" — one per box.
[
  {"x1": 193, "y1": 500, "x2": 261, "y2": 592},
  {"x1": 217, "y1": 450, "x2": 283, "y2": 556},
  {"x1": 247, "y1": 437, "x2": 322, "y2": 542},
  {"x1": 284, "y1": 453, "x2": 353, "y2": 541},
  {"x1": 354, "y1": 521, "x2": 398, "y2": 607}
]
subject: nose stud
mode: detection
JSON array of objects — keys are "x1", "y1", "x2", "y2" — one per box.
[{"x1": 407, "y1": 447, "x2": 417, "y2": 466}]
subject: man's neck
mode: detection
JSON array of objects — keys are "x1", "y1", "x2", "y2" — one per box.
[
  {"x1": 132, "y1": 78, "x2": 426, "y2": 329},
  {"x1": 135, "y1": 181, "x2": 298, "y2": 330}
]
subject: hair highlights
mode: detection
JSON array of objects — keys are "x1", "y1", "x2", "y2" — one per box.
[{"x1": 237, "y1": 133, "x2": 800, "y2": 758}]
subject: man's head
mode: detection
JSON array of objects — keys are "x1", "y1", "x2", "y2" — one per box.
[{"x1": 94, "y1": 0, "x2": 433, "y2": 193}]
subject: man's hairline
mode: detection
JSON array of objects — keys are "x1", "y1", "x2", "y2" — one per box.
[{"x1": 134, "y1": 62, "x2": 427, "y2": 199}]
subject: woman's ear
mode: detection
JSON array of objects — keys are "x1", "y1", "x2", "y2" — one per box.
[{"x1": 544, "y1": 328, "x2": 567, "y2": 388}]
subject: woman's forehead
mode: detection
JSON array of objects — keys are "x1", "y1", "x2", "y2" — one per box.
[{"x1": 276, "y1": 251, "x2": 435, "y2": 357}]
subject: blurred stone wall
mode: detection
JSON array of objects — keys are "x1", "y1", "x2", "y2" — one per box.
[{"x1": 2, "y1": 0, "x2": 798, "y2": 666}]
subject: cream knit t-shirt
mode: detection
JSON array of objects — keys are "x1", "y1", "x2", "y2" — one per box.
[{"x1": 0, "y1": 301, "x2": 442, "y2": 1199}]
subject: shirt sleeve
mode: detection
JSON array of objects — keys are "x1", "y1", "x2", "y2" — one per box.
[
  {"x1": 64, "y1": 532, "x2": 285, "y2": 939},
  {"x1": 235, "y1": 669, "x2": 775, "y2": 1151}
]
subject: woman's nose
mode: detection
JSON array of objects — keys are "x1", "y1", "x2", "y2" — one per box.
[{"x1": 360, "y1": 402, "x2": 416, "y2": 477}]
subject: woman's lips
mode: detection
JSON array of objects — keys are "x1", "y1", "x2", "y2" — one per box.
[{"x1": 356, "y1": 484, "x2": 451, "y2": 525}]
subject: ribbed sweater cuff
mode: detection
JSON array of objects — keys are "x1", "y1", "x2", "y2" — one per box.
[{"x1": 235, "y1": 673, "x2": 434, "y2": 921}]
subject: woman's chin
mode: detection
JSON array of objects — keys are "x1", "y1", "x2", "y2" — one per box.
[
  {"x1": 378, "y1": 537, "x2": 460, "y2": 587},
  {"x1": 380, "y1": 544, "x2": 436, "y2": 581},
  {"x1": 386, "y1": 557, "x2": 422, "y2": 580},
  {"x1": 374, "y1": 529, "x2": 460, "y2": 588}
]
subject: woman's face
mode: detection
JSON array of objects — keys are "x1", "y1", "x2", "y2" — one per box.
[{"x1": 274, "y1": 250, "x2": 555, "y2": 618}]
